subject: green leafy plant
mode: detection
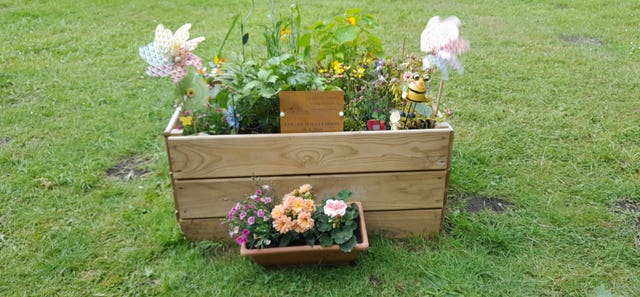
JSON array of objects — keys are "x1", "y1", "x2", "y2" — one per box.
[
  {"x1": 213, "y1": 53, "x2": 327, "y2": 133},
  {"x1": 312, "y1": 190, "x2": 361, "y2": 252},
  {"x1": 309, "y1": 8, "x2": 383, "y2": 69}
]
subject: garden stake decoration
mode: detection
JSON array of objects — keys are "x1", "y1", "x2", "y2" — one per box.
[{"x1": 419, "y1": 16, "x2": 469, "y2": 119}]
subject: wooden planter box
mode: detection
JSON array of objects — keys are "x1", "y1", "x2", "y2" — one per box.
[{"x1": 163, "y1": 108, "x2": 454, "y2": 241}]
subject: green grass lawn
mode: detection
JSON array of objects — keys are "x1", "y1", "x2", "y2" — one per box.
[{"x1": 1, "y1": 0, "x2": 639, "y2": 296}]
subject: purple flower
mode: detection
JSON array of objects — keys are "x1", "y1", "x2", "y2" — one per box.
[
  {"x1": 375, "y1": 59, "x2": 384, "y2": 72},
  {"x1": 248, "y1": 216, "x2": 255, "y2": 225},
  {"x1": 232, "y1": 203, "x2": 241, "y2": 212},
  {"x1": 257, "y1": 209, "x2": 265, "y2": 218}
]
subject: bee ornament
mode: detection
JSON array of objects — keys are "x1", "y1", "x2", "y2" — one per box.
[{"x1": 401, "y1": 72, "x2": 433, "y2": 126}]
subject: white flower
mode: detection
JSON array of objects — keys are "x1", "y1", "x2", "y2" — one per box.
[{"x1": 323, "y1": 199, "x2": 348, "y2": 218}]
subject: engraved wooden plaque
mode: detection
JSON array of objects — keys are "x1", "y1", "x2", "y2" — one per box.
[{"x1": 279, "y1": 91, "x2": 344, "y2": 133}]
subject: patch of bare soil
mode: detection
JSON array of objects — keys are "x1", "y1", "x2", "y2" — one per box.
[
  {"x1": 466, "y1": 195, "x2": 514, "y2": 213},
  {"x1": 613, "y1": 198, "x2": 640, "y2": 248},
  {"x1": 106, "y1": 156, "x2": 153, "y2": 181},
  {"x1": 561, "y1": 35, "x2": 603, "y2": 46}
]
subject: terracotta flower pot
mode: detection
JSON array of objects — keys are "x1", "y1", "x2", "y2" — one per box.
[{"x1": 240, "y1": 201, "x2": 369, "y2": 267}]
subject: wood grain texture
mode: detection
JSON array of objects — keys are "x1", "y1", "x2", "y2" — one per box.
[
  {"x1": 174, "y1": 171, "x2": 447, "y2": 219},
  {"x1": 178, "y1": 208, "x2": 442, "y2": 241},
  {"x1": 178, "y1": 217, "x2": 231, "y2": 242},
  {"x1": 362, "y1": 209, "x2": 443, "y2": 238},
  {"x1": 168, "y1": 127, "x2": 453, "y2": 179}
]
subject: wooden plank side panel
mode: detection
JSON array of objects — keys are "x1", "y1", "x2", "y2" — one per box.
[
  {"x1": 179, "y1": 209, "x2": 442, "y2": 241},
  {"x1": 174, "y1": 171, "x2": 447, "y2": 219},
  {"x1": 168, "y1": 128, "x2": 452, "y2": 179},
  {"x1": 179, "y1": 217, "x2": 232, "y2": 242},
  {"x1": 363, "y1": 209, "x2": 442, "y2": 238}
]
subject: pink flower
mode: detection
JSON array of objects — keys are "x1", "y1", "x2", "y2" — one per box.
[
  {"x1": 323, "y1": 199, "x2": 347, "y2": 218},
  {"x1": 236, "y1": 236, "x2": 247, "y2": 246},
  {"x1": 248, "y1": 216, "x2": 255, "y2": 225},
  {"x1": 257, "y1": 209, "x2": 265, "y2": 218},
  {"x1": 242, "y1": 229, "x2": 250, "y2": 237},
  {"x1": 239, "y1": 212, "x2": 246, "y2": 220}
]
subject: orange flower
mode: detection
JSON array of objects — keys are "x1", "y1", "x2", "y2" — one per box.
[
  {"x1": 302, "y1": 199, "x2": 315, "y2": 213},
  {"x1": 271, "y1": 205, "x2": 286, "y2": 219},
  {"x1": 294, "y1": 211, "x2": 314, "y2": 233},
  {"x1": 273, "y1": 216, "x2": 293, "y2": 234},
  {"x1": 290, "y1": 197, "x2": 305, "y2": 214},
  {"x1": 298, "y1": 184, "x2": 312, "y2": 194}
]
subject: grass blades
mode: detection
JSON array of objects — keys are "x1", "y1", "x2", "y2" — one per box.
[{"x1": 1, "y1": 0, "x2": 639, "y2": 296}]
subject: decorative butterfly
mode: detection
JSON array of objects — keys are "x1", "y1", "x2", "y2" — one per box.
[
  {"x1": 420, "y1": 16, "x2": 469, "y2": 80},
  {"x1": 139, "y1": 24, "x2": 205, "y2": 82}
]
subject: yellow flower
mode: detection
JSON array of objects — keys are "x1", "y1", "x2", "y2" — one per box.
[
  {"x1": 354, "y1": 66, "x2": 365, "y2": 78},
  {"x1": 179, "y1": 116, "x2": 193, "y2": 126},
  {"x1": 346, "y1": 17, "x2": 356, "y2": 26},
  {"x1": 280, "y1": 27, "x2": 291, "y2": 41},
  {"x1": 331, "y1": 60, "x2": 346, "y2": 75}
]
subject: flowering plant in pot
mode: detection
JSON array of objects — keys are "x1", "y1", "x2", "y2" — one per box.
[{"x1": 224, "y1": 182, "x2": 368, "y2": 266}]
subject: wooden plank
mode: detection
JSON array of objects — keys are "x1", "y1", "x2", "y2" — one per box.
[
  {"x1": 178, "y1": 208, "x2": 442, "y2": 241},
  {"x1": 363, "y1": 209, "x2": 442, "y2": 238},
  {"x1": 168, "y1": 127, "x2": 453, "y2": 179},
  {"x1": 174, "y1": 171, "x2": 447, "y2": 219},
  {"x1": 179, "y1": 217, "x2": 232, "y2": 242}
]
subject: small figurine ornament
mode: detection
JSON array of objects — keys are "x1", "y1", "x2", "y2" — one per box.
[{"x1": 400, "y1": 72, "x2": 432, "y2": 126}]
